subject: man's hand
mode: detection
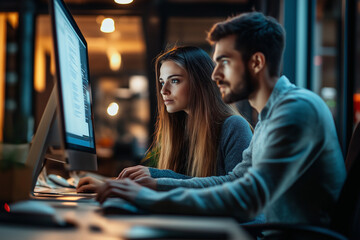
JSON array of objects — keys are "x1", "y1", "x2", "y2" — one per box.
[
  {"x1": 96, "y1": 178, "x2": 143, "y2": 204},
  {"x1": 117, "y1": 165, "x2": 151, "y2": 180},
  {"x1": 76, "y1": 176, "x2": 104, "y2": 193}
]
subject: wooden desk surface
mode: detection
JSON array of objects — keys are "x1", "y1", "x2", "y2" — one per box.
[{"x1": 0, "y1": 199, "x2": 252, "y2": 240}]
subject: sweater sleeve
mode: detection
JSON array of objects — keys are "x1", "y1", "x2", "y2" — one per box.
[
  {"x1": 135, "y1": 169, "x2": 265, "y2": 223},
  {"x1": 156, "y1": 115, "x2": 253, "y2": 191},
  {"x1": 149, "y1": 168, "x2": 192, "y2": 179}
]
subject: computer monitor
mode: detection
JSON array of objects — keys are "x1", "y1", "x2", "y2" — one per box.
[{"x1": 27, "y1": 0, "x2": 97, "y2": 190}]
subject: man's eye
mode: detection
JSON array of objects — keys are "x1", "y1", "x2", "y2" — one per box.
[{"x1": 222, "y1": 60, "x2": 229, "y2": 65}]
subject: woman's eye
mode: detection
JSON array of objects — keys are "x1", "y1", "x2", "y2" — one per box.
[
  {"x1": 222, "y1": 60, "x2": 229, "y2": 65},
  {"x1": 171, "y1": 79, "x2": 179, "y2": 83},
  {"x1": 160, "y1": 82, "x2": 164, "y2": 86}
]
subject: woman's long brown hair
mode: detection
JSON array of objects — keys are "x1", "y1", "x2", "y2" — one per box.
[{"x1": 153, "y1": 46, "x2": 240, "y2": 177}]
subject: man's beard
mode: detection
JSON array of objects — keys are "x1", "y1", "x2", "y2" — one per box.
[{"x1": 222, "y1": 68, "x2": 255, "y2": 104}]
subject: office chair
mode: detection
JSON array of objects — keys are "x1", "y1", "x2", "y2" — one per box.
[{"x1": 242, "y1": 122, "x2": 360, "y2": 240}]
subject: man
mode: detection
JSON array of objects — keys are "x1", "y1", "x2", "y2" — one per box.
[{"x1": 96, "y1": 12, "x2": 346, "y2": 226}]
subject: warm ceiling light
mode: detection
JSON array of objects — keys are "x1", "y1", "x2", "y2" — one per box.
[
  {"x1": 129, "y1": 75, "x2": 148, "y2": 94},
  {"x1": 107, "y1": 102, "x2": 119, "y2": 116},
  {"x1": 100, "y1": 18, "x2": 115, "y2": 33},
  {"x1": 110, "y1": 52, "x2": 121, "y2": 71},
  {"x1": 107, "y1": 48, "x2": 122, "y2": 71},
  {"x1": 114, "y1": 0, "x2": 133, "y2": 4}
]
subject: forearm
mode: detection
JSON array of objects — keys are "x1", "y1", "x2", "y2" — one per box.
[
  {"x1": 135, "y1": 169, "x2": 266, "y2": 222},
  {"x1": 156, "y1": 173, "x2": 237, "y2": 191},
  {"x1": 149, "y1": 168, "x2": 192, "y2": 179}
]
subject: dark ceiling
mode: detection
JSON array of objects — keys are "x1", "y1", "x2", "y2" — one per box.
[{"x1": 1, "y1": 0, "x2": 256, "y2": 17}]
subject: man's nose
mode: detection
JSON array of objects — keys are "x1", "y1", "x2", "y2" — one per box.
[{"x1": 212, "y1": 65, "x2": 221, "y2": 82}]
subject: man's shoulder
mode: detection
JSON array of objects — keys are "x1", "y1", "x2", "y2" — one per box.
[
  {"x1": 278, "y1": 87, "x2": 326, "y2": 110},
  {"x1": 270, "y1": 87, "x2": 331, "y2": 124}
]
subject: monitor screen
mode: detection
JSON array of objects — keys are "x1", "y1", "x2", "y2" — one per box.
[
  {"x1": 53, "y1": 0, "x2": 96, "y2": 153},
  {"x1": 27, "y1": 0, "x2": 97, "y2": 191}
]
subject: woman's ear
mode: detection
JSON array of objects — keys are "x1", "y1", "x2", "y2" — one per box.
[{"x1": 249, "y1": 52, "x2": 265, "y2": 75}]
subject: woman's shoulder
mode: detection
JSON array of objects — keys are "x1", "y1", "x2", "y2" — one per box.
[
  {"x1": 223, "y1": 115, "x2": 251, "y2": 129},
  {"x1": 220, "y1": 115, "x2": 253, "y2": 139}
]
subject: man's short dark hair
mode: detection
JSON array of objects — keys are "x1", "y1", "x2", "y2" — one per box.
[{"x1": 207, "y1": 12, "x2": 285, "y2": 77}]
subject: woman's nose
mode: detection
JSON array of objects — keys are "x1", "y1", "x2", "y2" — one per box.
[{"x1": 160, "y1": 82, "x2": 170, "y2": 95}]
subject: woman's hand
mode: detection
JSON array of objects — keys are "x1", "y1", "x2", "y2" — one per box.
[
  {"x1": 117, "y1": 165, "x2": 157, "y2": 190},
  {"x1": 96, "y1": 178, "x2": 143, "y2": 204},
  {"x1": 117, "y1": 165, "x2": 151, "y2": 180},
  {"x1": 76, "y1": 176, "x2": 104, "y2": 193}
]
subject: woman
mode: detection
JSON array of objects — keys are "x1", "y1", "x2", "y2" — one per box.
[{"x1": 77, "y1": 46, "x2": 252, "y2": 192}]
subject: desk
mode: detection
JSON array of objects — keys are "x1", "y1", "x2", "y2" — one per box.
[{"x1": 0, "y1": 199, "x2": 252, "y2": 240}]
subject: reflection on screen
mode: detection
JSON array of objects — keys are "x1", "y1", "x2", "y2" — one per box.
[{"x1": 54, "y1": 1, "x2": 95, "y2": 149}]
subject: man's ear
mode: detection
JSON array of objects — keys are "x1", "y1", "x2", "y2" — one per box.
[{"x1": 249, "y1": 52, "x2": 265, "y2": 74}]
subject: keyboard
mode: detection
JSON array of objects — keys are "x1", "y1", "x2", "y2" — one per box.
[{"x1": 33, "y1": 186, "x2": 96, "y2": 197}]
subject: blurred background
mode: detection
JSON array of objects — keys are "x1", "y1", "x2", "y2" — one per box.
[{"x1": 0, "y1": 0, "x2": 359, "y2": 176}]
